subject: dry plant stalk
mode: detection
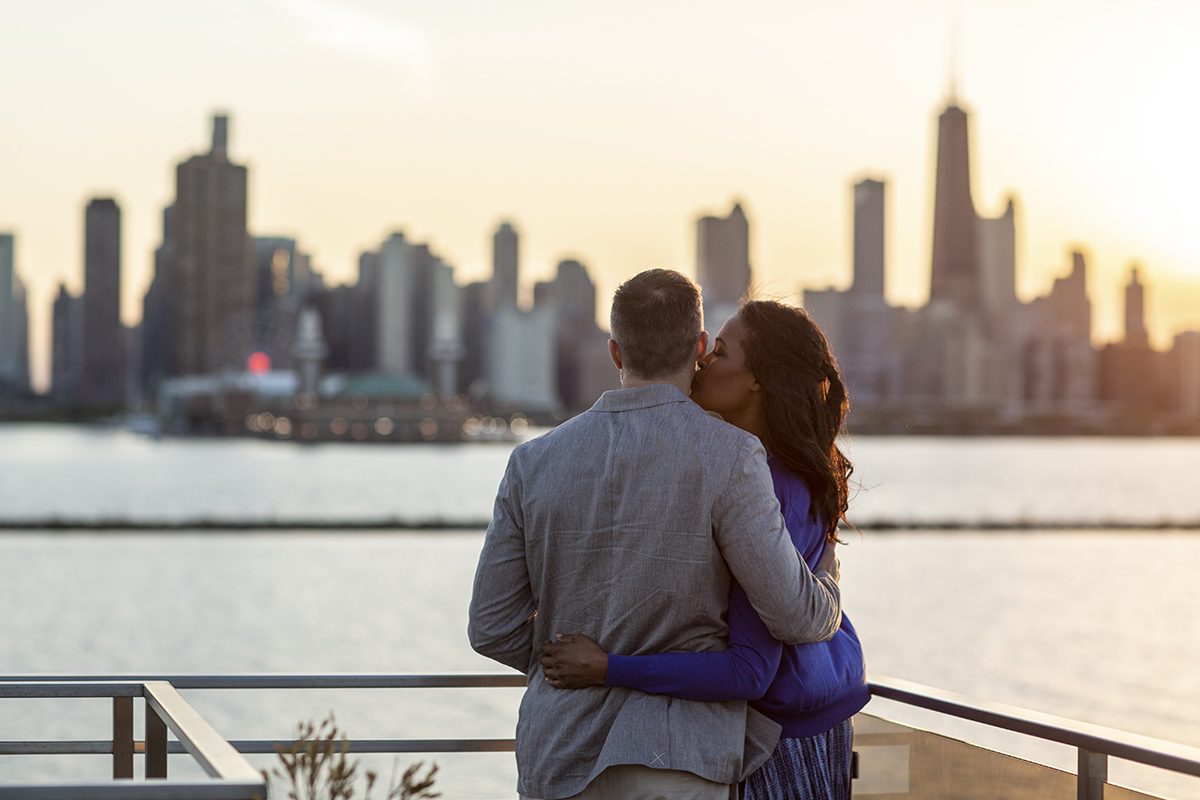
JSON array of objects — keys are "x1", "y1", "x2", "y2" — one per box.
[{"x1": 263, "y1": 714, "x2": 440, "y2": 800}]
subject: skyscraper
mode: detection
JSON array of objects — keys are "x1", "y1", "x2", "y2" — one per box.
[
  {"x1": 140, "y1": 206, "x2": 176, "y2": 398},
  {"x1": 851, "y1": 179, "x2": 885, "y2": 297},
  {"x1": 349, "y1": 250, "x2": 379, "y2": 371},
  {"x1": 428, "y1": 257, "x2": 464, "y2": 396},
  {"x1": 1124, "y1": 265, "x2": 1148, "y2": 348},
  {"x1": 1048, "y1": 251, "x2": 1092, "y2": 344},
  {"x1": 491, "y1": 221, "x2": 519, "y2": 312},
  {"x1": 459, "y1": 281, "x2": 488, "y2": 393},
  {"x1": 976, "y1": 197, "x2": 1018, "y2": 334},
  {"x1": 1025, "y1": 251, "x2": 1097, "y2": 415},
  {"x1": 377, "y1": 232, "x2": 415, "y2": 376},
  {"x1": 81, "y1": 197, "x2": 124, "y2": 408},
  {"x1": 486, "y1": 306, "x2": 558, "y2": 412},
  {"x1": 929, "y1": 102, "x2": 982, "y2": 313},
  {"x1": 12, "y1": 273, "x2": 29, "y2": 393},
  {"x1": 167, "y1": 114, "x2": 253, "y2": 375},
  {"x1": 541, "y1": 259, "x2": 597, "y2": 330},
  {"x1": 0, "y1": 233, "x2": 16, "y2": 388},
  {"x1": 696, "y1": 202, "x2": 751, "y2": 324},
  {"x1": 52, "y1": 284, "x2": 83, "y2": 402},
  {"x1": 535, "y1": 259, "x2": 615, "y2": 411},
  {"x1": 1173, "y1": 331, "x2": 1200, "y2": 421}
]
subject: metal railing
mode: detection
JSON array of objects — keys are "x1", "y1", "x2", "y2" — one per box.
[
  {"x1": 2, "y1": 673, "x2": 1199, "y2": 799},
  {"x1": 0, "y1": 680, "x2": 264, "y2": 799}
]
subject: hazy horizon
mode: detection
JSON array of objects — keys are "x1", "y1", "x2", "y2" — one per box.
[{"x1": 4, "y1": 0, "x2": 1200, "y2": 392}]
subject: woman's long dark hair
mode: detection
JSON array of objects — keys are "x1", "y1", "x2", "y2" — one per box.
[{"x1": 739, "y1": 300, "x2": 853, "y2": 542}]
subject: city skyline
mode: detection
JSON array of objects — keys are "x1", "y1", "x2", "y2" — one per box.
[{"x1": 4, "y1": 1, "x2": 1200, "y2": 392}]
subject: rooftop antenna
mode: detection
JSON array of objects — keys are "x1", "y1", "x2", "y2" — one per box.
[{"x1": 948, "y1": 16, "x2": 962, "y2": 106}]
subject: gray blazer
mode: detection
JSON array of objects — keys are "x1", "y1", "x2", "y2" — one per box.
[{"x1": 468, "y1": 384, "x2": 842, "y2": 799}]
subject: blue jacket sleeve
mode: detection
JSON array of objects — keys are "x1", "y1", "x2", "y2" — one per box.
[{"x1": 605, "y1": 582, "x2": 783, "y2": 701}]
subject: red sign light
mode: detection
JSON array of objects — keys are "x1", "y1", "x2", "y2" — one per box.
[{"x1": 247, "y1": 352, "x2": 271, "y2": 374}]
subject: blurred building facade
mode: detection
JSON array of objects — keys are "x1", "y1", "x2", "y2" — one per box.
[
  {"x1": 11, "y1": 98, "x2": 1196, "y2": 434},
  {"x1": 0, "y1": 233, "x2": 31, "y2": 398},
  {"x1": 146, "y1": 114, "x2": 253, "y2": 380},
  {"x1": 697, "y1": 202, "x2": 752, "y2": 328},
  {"x1": 795, "y1": 95, "x2": 1199, "y2": 434},
  {"x1": 80, "y1": 197, "x2": 125, "y2": 409},
  {"x1": 52, "y1": 284, "x2": 83, "y2": 402}
]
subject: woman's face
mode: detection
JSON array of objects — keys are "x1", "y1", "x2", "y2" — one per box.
[{"x1": 691, "y1": 314, "x2": 760, "y2": 421}]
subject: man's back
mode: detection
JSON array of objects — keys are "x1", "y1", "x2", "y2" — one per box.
[{"x1": 470, "y1": 383, "x2": 839, "y2": 799}]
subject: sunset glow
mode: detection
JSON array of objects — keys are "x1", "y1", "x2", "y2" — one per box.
[{"x1": 3, "y1": 0, "x2": 1200, "y2": 391}]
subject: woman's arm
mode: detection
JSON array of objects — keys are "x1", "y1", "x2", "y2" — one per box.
[{"x1": 539, "y1": 583, "x2": 783, "y2": 701}]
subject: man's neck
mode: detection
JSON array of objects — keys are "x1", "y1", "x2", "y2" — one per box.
[{"x1": 621, "y1": 373, "x2": 693, "y2": 397}]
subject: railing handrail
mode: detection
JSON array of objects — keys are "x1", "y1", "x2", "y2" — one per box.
[
  {"x1": 0, "y1": 680, "x2": 266, "y2": 799},
  {"x1": 0, "y1": 673, "x2": 526, "y2": 689},
  {"x1": 3, "y1": 672, "x2": 1199, "y2": 787},
  {"x1": 867, "y1": 674, "x2": 1200, "y2": 778},
  {"x1": 0, "y1": 782, "x2": 267, "y2": 800},
  {"x1": 143, "y1": 682, "x2": 261, "y2": 782}
]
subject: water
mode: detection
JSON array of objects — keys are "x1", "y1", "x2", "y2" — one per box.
[
  {"x1": 5, "y1": 424, "x2": 1200, "y2": 527},
  {"x1": 1, "y1": 425, "x2": 1199, "y2": 797}
]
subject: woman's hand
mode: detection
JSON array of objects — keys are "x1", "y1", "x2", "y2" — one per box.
[{"x1": 538, "y1": 634, "x2": 608, "y2": 689}]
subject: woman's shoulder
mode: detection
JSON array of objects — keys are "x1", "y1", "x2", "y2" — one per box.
[
  {"x1": 767, "y1": 457, "x2": 826, "y2": 557},
  {"x1": 766, "y1": 456, "x2": 813, "y2": 515}
]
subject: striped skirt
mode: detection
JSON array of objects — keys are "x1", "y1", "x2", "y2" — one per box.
[{"x1": 742, "y1": 719, "x2": 854, "y2": 800}]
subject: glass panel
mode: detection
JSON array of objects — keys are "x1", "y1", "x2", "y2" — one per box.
[
  {"x1": 1108, "y1": 756, "x2": 1200, "y2": 800},
  {"x1": 1106, "y1": 783, "x2": 1170, "y2": 800},
  {"x1": 853, "y1": 712, "x2": 1077, "y2": 799}
]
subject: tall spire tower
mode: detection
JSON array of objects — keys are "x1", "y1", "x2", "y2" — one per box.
[
  {"x1": 1124, "y1": 265, "x2": 1148, "y2": 348},
  {"x1": 929, "y1": 97, "x2": 982, "y2": 313}
]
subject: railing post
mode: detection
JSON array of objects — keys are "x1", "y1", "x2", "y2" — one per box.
[
  {"x1": 146, "y1": 699, "x2": 168, "y2": 779},
  {"x1": 1078, "y1": 747, "x2": 1107, "y2": 800},
  {"x1": 112, "y1": 696, "x2": 133, "y2": 779}
]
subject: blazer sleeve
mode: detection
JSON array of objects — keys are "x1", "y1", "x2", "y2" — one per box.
[
  {"x1": 467, "y1": 450, "x2": 536, "y2": 673},
  {"x1": 711, "y1": 436, "x2": 842, "y2": 644}
]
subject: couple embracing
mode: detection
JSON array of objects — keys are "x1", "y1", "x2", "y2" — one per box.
[{"x1": 469, "y1": 268, "x2": 869, "y2": 800}]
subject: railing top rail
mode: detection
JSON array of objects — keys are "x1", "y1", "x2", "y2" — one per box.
[
  {"x1": 3, "y1": 672, "x2": 1198, "y2": 779},
  {"x1": 142, "y1": 682, "x2": 261, "y2": 782},
  {"x1": 869, "y1": 674, "x2": 1200, "y2": 778},
  {"x1": 0, "y1": 682, "x2": 144, "y2": 698},
  {"x1": 0, "y1": 782, "x2": 264, "y2": 800},
  {"x1": 0, "y1": 673, "x2": 527, "y2": 689}
]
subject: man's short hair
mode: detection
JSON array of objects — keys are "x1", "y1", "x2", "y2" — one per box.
[{"x1": 610, "y1": 269, "x2": 703, "y2": 379}]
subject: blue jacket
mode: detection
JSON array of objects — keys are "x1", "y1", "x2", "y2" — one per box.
[{"x1": 607, "y1": 457, "x2": 869, "y2": 737}]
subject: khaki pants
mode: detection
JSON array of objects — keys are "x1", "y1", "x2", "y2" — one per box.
[{"x1": 521, "y1": 764, "x2": 735, "y2": 800}]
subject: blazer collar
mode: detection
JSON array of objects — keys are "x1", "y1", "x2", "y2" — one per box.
[{"x1": 589, "y1": 383, "x2": 693, "y2": 413}]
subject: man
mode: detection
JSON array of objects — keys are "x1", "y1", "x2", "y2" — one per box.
[{"x1": 469, "y1": 269, "x2": 842, "y2": 800}]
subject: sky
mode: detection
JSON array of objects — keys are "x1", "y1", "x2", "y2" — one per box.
[{"x1": 3, "y1": 0, "x2": 1200, "y2": 392}]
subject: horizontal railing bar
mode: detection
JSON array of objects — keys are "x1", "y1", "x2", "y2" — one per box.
[
  {"x1": 0, "y1": 738, "x2": 517, "y2": 756},
  {"x1": 4, "y1": 674, "x2": 1197, "y2": 781},
  {"x1": 870, "y1": 674, "x2": 1200, "y2": 777},
  {"x1": 0, "y1": 742, "x2": 114, "y2": 755},
  {"x1": 0, "y1": 674, "x2": 527, "y2": 689},
  {"x1": 0, "y1": 782, "x2": 265, "y2": 800},
  {"x1": 143, "y1": 682, "x2": 261, "y2": 782},
  {"x1": 226, "y1": 738, "x2": 516, "y2": 754},
  {"x1": 0, "y1": 682, "x2": 143, "y2": 698}
]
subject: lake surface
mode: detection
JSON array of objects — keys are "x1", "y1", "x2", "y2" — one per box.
[
  {"x1": 1, "y1": 425, "x2": 1198, "y2": 798},
  {"x1": 4, "y1": 424, "x2": 1200, "y2": 527}
]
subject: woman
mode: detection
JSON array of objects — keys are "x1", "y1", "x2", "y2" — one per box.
[{"x1": 539, "y1": 300, "x2": 868, "y2": 800}]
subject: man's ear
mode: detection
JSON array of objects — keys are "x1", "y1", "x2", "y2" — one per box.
[
  {"x1": 608, "y1": 338, "x2": 622, "y2": 371},
  {"x1": 695, "y1": 331, "x2": 709, "y2": 361}
]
